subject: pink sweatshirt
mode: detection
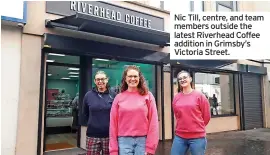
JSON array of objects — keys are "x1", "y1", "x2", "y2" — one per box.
[
  {"x1": 109, "y1": 90, "x2": 159, "y2": 155},
  {"x1": 172, "y1": 90, "x2": 211, "y2": 139}
]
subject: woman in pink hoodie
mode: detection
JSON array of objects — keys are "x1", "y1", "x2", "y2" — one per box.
[
  {"x1": 109, "y1": 65, "x2": 159, "y2": 155},
  {"x1": 171, "y1": 70, "x2": 211, "y2": 155}
]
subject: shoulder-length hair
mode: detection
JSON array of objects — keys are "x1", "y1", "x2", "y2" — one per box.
[
  {"x1": 177, "y1": 70, "x2": 193, "y2": 92},
  {"x1": 120, "y1": 65, "x2": 149, "y2": 96}
]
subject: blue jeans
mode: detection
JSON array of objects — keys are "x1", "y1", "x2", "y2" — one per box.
[
  {"x1": 171, "y1": 135, "x2": 207, "y2": 155},
  {"x1": 118, "y1": 136, "x2": 146, "y2": 155}
]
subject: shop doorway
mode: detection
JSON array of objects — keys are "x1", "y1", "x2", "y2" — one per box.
[{"x1": 44, "y1": 53, "x2": 81, "y2": 152}]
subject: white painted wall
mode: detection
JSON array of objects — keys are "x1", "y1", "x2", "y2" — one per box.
[{"x1": 1, "y1": 25, "x2": 22, "y2": 155}]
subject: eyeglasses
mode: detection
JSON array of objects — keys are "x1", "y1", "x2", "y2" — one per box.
[
  {"x1": 127, "y1": 75, "x2": 139, "y2": 79},
  {"x1": 178, "y1": 76, "x2": 188, "y2": 81},
  {"x1": 95, "y1": 78, "x2": 107, "y2": 82}
]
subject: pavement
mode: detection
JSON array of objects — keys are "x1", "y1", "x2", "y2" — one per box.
[
  {"x1": 156, "y1": 128, "x2": 270, "y2": 155},
  {"x1": 45, "y1": 128, "x2": 270, "y2": 155}
]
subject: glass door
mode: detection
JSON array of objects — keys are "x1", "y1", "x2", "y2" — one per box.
[{"x1": 44, "y1": 53, "x2": 80, "y2": 152}]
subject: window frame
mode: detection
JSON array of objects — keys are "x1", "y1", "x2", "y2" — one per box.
[
  {"x1": 190, "y1": 1, "x2": 205, "y2": 12},
  {"x1": 216, "y1": 1, "x2": 238, "y2": 12}
]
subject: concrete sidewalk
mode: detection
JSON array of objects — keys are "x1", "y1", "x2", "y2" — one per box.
[
  {"x1": 157, "y1": 128, "x2": 270, "y2": 155},
  {"x1": 44, "y1": 128, "x2": 270, "y2": 155}
]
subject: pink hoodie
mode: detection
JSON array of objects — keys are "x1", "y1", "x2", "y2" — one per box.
[{"x1": 109, "y1": 90, "x2": 159, "y2": 155}]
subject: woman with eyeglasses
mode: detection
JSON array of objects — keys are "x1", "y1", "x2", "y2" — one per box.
[
  {"x1": 82, "y1": 70, "x2": 117, "y2": 155},
  {"x1": 171, "y1": 70, "x2": 211, "y2": 155},
  {"x1": 109, "y1": 65, "x2": 159, "y2": 155}
]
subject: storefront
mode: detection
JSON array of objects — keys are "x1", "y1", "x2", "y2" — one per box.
[
  {"x1": 165, "y1": 59, "x2": 268, "y2": 137},
  {"x1": 6, "y1": 1, "x2": 270, "y2": 155},
  {"x1": 22, "y1": 1, "x2": 170, "y2": 155}
]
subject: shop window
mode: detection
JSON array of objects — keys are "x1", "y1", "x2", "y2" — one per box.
[
  {"x1": 194, "y1": 72, "x2": 235, "y2": 116},
  {"x1": 190, "y1": 1, "x2": 204, "y2": 12},
  {"x1": 216, "y1": 1, "x2": 238, "y2": 12},
  {"x1": 92, "y1": 58, "x2": 156, "y2": 98}
]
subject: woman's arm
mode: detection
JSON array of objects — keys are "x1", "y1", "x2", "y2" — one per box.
[
  {"x1": 199, "y1": 94, "x2": 211, "y2": 126},
  {"x1": 109, "y1": 95, "x2": 119, "y2": 155},
  {"x1": 145, "y1": 93, "x2": 159, "y2": 155}
]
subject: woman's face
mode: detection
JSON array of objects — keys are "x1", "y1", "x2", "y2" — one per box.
[
  {"x1": 178, "y1": 72, "x2": 192, "y2": 88},
  {"x1": 125, "y1": 69, "x2": 140, "y2": 88},
  {"x1": 94, "y1": 73, "x2": 108, "y2": 89}
]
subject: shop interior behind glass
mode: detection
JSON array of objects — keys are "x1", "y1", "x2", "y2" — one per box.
[
  {"x1": 45, "y1": 54, "x2": 80, "y2": 151},
  {"x1": 44, "y1": 53, "x2": 156, "y2": 152}
]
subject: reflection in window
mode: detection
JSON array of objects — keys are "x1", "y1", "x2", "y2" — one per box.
[
  {"x1": 92, "y1": 58, "x2": 156, "y2": 97},
  {"x1": 216, "y1": 1, "x2": 238, "y2": 12},
  {"x1": 194, "y1": 72, "x2": 235, "y2": 116}
]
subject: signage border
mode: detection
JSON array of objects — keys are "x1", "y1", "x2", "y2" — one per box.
[{"x1": 45, "y1": 1, "x2": 165, "y2": 31}]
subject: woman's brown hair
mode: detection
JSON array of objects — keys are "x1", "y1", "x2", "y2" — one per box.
[{"x1": 120, "y1": 65, "x2": 149, "y2": 96}]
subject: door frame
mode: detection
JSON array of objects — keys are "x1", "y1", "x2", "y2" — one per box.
[{"x1": 42, "y1": 52, "x2": 82, "y2": 153}]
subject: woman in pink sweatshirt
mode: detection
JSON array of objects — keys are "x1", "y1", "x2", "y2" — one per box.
[
  {"x1": 109, "y1": 65, "x2": 159, "y2": 155},
  {"x1": 171, "y1": 70, "x2": 211, "y2": 155}
]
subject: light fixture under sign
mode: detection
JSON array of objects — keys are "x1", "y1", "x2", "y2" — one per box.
[
  {"x1": 68, "y1": 68, "x2": 80, "y2": 71},
  {"x1": 46, "y1": 60, "x2": 55, "y2": 62},
  {"x1": 48, "y1": 53, "x2": 65, "y2": 57},
  {"x1": 69, "y1": 75, "x2": 79, "y2": 78},
  {"x1": 61, "y1": 77, "x2": 70, "y2": 80},
  {"x1": 69, "y1": 72, "x2": 79, "y2": 75},
  {"x1": 95, "y1": 58, "x2": 109, "y2": 61}
]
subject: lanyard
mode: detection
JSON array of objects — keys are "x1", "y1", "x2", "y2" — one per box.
[{"x1": 97, "y1": 90, "x2": 113, "y2": 104}]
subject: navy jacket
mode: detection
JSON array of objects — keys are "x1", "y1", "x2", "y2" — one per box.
[{"x1": 82, "y1": 87, "x2": 116, "y2": 138}]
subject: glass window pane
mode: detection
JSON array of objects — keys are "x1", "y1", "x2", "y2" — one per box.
[
  {"x1": 191, "y1": 1, "x2": 204, "y2": 12},
  {"x1": 92, "y1": 58, "x2": 156, "y2": 97},
  {"x1": 217, "y1": 1, "x2": 232, "y2": 8},
  {"x1": 163, "y1": 1, "x2": 170, "y2": 11},
  {"x1": 217, "y1": 4, "x2": 232, "y2": 12},
  {"x1": 194, "y1": 72, "x2": 235, "y2": 116}
]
